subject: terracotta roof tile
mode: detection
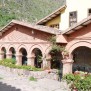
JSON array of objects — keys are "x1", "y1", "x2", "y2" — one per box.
[
  {"x1": 0, "y1": 20, "x2": 60, "y2": 35},
  {"x1": 36, "y1": 5, "x2": 66, "y2": 25},
  {"x1": 63, "y1": 15, "x2": 91, "y2": 34}
]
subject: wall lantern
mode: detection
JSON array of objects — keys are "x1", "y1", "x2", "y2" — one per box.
[
  {"x1": 32, "y1": 30, "x2": 34, "y2": 34},
  {"x1": 15, "y1": 27, "x2": 18, "y2": 31}
]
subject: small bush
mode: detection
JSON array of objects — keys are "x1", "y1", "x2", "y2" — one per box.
[
  {"x1": 11, "y1": 59, "x2": 16, "y2": 64},
  {"x1": 29, "y1": 76, "x2": 37, "y2": 81},
  {"x1": 0, "y1": 77, "x2": 3, "y2": 79},
  {"x1": 63, "y1": 74, "x2": 75, "y2": 84}
]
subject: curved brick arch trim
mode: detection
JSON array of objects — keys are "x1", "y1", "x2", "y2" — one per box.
[
  {"x1": 17, "y1": 44, "x2": 28, "y2": 54},
  {"x1": 0, "y1": 44, "x2": 7, "y2": 52},
  {"x1": 44, "y1": 46, "x2": 52, "y2": 62},
  {"x1": 66, "y1": 41, "x2": 91, "y2": 54},
  {"x1": 44, "y1": 45, "x2": 51, "y2": 55},
  {"x1": 7, "y1": 44, "x2": 16, "y2": 52},
  {"x1": 28, "y1": 44, "x2": 43, "y2": 57}
]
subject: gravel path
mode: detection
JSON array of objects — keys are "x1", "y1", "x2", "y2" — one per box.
[{"x1": 0, "y1": 68, "x2": 70, "y2": 91}]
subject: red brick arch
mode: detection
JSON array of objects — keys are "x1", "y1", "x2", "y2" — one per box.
[
  {"x1": 17, "y1": 44, "x2": 28, "y2": 54},
  {"x1": 0, "y1": 44, "x2": 7, "y2": 52},
  {"x1": 28, "y1": 44, "x2": 43, "y2": 57},
  {"x1": 66, "y1": 41, "x2": 91, "y2": 55},
  {"x1": 7, "y1": 44, "x2": 16, "y2": 53}
]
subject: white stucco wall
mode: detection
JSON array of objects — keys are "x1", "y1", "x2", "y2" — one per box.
[{"x1": 60, "y1": 0, "x2": 91, "y2": 31}]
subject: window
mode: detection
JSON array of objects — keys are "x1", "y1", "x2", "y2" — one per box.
[
  {"x1": 50, "y1": 24, "x2": 59, "y2": 29},
  {"x1": 69, "y1": 11, "x2": 77, "y2": 27},
  {"x1": 88, "y1": 9, "x2": 91, "y2": 16}
]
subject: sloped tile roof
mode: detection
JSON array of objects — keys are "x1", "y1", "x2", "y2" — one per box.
[
  {"x1": 0, "y1": 20, "x2": 60, "y2": 35},
  {"x1": 63, "y1": 15, "x2": 91, "y2": 34},
  {"x1": 36, "y1": 5, "x2": 66, "y2": 25}
]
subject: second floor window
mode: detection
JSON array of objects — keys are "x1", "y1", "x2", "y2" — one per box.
[
  {"x1": 50, "y1": 24, "x2": 59, "y2": 29},
  {"x1": 88, "y1": 9, "x2": 91, "y2": 16},
  {"x1": 69, "y1": 11, "x2": 77, "y2": 27}
]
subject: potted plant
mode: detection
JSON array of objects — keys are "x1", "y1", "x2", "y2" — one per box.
[{"x1": 62, "y1": 50, "x2": 69, "y2": 57}]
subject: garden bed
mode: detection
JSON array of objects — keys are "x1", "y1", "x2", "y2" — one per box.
[
  {"x1": 0, "y1": 59, "x2": 58, "y2": 80},
  {"x1": 63, "y1": 71, "x2": 91, "y2": 91}
]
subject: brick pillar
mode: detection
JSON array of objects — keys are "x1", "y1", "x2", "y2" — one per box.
[
  {"x1": 27, "y1": 56, "x2": 35, "y2": 67},
  {"x1": 16, "y1": 53, "x2": 22, "y2": 65},
  {"x1": 43, "y1": 55, "x2": 51, "y2": 69},
  {"x1": 6, "y1": 53, "x2": 12, "y2": 59},
  {"x1": 62, "y1": 58, "x2": 74, "y2": 76},
  {"x1": 47, "y1": 60, "x2": 51, "y2": 69},
  {"x1": 42, "y1": 58, "x2": 47, "y2": 69},
  {"x1": 0, "y1": 52, "x2": 4, "y2": 60}
]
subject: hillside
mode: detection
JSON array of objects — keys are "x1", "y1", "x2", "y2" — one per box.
[{"x1": 0, "y1": 0, "x2": 65, "y2": 28}]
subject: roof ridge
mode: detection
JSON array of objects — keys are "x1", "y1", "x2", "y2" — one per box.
[{"x1": 0, "y1": 20, "x2": 60, "y2": 35}]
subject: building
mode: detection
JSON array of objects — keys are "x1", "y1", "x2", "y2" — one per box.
[
  {"x1": 0, "y1": 20, "x2": 60, "y2": 69},
  {"x1": 37, "y1": 0, "x2": 91, "y2": 31},
  {"x1": 0, "y1": 0, "x2": 91, "y2": 75},
  {"x1": 37, "y1": 0, "x2": 91, "y2": 75}
]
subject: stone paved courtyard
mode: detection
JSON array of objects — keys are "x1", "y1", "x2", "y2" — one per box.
[{"x1": 0, "y1": 67, "x2": 70, "y2": 91}]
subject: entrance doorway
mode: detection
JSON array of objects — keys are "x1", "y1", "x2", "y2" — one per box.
[
  {"x1": 32, "y1": 48, "x2": 42, "y2": 68},
  {"x1": 9, "y1": 47, "x2": 16, "y2": 60},
  {"x1": 50, "y1": 51, "x2": 63, "y2": 69},
  {"x1": 50, "y1": 51, "x2": 63, "y2": 80},
  {"x1": 19, "y1": 48, "x2": 27, "y2": 65},
  {"x1": 1, "y1": 47, "x2": 6, "y2": 59},
  {"x1": 72, "y1": 46, "x2": 91, "y2": 73}
]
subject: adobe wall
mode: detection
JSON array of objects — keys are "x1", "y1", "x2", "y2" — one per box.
[
  {"x1": 66, "y1": 23, "x2": 91, "y2": 54},
  {"x1": 60, "y1": 0, "x2": 91, "y2": 31},
  {"x1": 0, "y1": 24, "x2": 53, "y2": 68},
  {"x1": 0, "y1": 25, "x2": 52, "y2": 55}
]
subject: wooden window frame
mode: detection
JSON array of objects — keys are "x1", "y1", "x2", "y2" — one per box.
[
  {"x1": 88, "y1": 8, "x2": 91, "y2": 16},
  {"x1": 50, "y1": 24, "x2": 59, "y2": 29},
  {"x1": 69, "y1": 11, "x2": 77, "y2": 27}
]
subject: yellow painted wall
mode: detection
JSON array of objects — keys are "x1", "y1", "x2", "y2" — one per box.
[{"x1": 45, "y1": 15, "x2": 60, "y2": 26}]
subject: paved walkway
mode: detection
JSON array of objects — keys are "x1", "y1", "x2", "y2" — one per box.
[{"x1": 0, "y1": 68, "x2": 70, "y2": 91}]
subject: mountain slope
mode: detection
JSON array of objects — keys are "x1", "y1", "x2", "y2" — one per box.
[{"x1": 0, "y1": 0, "x2": 65, "y2": 28}]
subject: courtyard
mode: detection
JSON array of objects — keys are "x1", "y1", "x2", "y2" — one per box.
[{"x1": 0, "y1": 66, "x2": 70, "y2": 91}]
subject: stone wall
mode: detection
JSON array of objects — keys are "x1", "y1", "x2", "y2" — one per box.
[{"x1": 0, "y1": 65, "x2": 59, "y2": 80}]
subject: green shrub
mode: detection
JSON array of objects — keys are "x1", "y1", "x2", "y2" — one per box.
[
  {"x1": 0, "y1": 77, "x2": 3, "y2": 79},
  {"x1": 11, "y1": 59, "x2": 16, "y2": 64},
  {"x1": 29, "y1": 76, "x2": 37, "y2": 81},
  {"x1": 63, "y1": 74, "x2": 76, "y2": 84},
  {"x1": 0, "y1": 59, "x2": 42, "y2": 71},
  {"x1": 63, "y1": 73, "x2": 91, "y2": 91}
]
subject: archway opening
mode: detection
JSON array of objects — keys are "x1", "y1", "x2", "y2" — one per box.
[
  {"x1": 72, "y1": 46, "x2": 91, "y2": 73},
  {"x1": 19, "y1": 48, "x2": 27, "y2": 65},
  {"x1": 9, "y1": 47, "x2": 16, "y2": 60},
  {"x1": 1, "y1": 47, "x2": 6, "y2": 59},
  {"x1": 50, "y1": 51, "x2": 63, "y2": 69},
  {"x1": 32, "y1": 48, "x2": 42, "y2": 68}
]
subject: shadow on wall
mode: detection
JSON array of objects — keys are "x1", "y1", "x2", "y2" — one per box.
[{"x1": 0, "y1": 82, "x2": 21, "y2": 91}]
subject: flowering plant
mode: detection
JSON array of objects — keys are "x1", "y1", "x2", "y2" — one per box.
[{"x1": 63, "y1": 73, "x2": 91, "y2": 91}]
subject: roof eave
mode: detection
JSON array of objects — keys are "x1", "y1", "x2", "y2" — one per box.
[
  {"x1": 0, "y1": 20, "x2": 15, "y2": 33},
  {"x1": 0, "y1": 20, "x2": 60, "y2": 35},
  {"x1": 63, "y1": 15, "x2": 91, "y2": 35},
  {"x1": 36, "y1": 5, "x2": 66, "y2": 25}
]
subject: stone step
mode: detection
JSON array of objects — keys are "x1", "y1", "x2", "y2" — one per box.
[{"x1": 0, "y1": 82, "x2": 21, "y2": 91}]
